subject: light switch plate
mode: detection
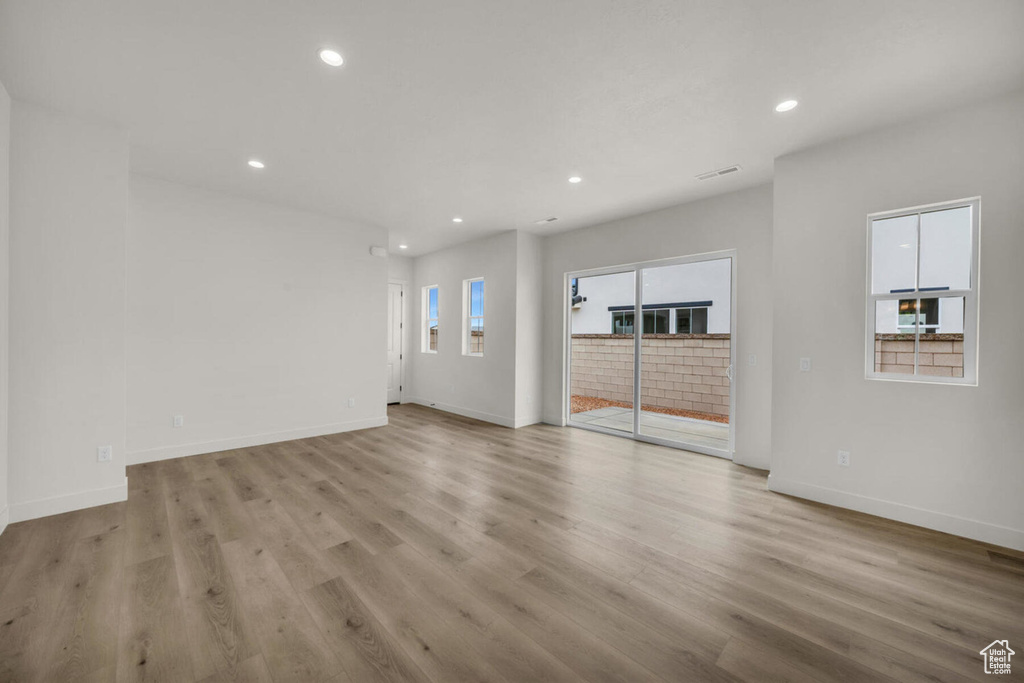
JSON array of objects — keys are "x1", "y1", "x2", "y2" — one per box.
[
  {"x1": 173, "y1": 415, "x2": 184, "y2": 428},
  {"x1": 799, "y1": 357, "x2": 812, "y2": 372},
  {"x1": 97, "y1": 445, "x2": 112, "y2": 462}
]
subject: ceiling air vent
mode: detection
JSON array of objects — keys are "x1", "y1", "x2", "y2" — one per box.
[
  {"x1": 534, "y1": 216, "x2": 559, "y2": 225},
  {"x1": 695, "y1": 165, "x2": 741, "y2": 181}
]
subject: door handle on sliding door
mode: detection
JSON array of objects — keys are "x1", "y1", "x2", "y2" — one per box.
[{"x1": 726, "y1": 364, "x2": 733, "y2": 382}]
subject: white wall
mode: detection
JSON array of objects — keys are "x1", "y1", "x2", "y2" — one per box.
[
  {"x1": 541, "y1": 184, "x2": 774, "y2": 470},
  {"x1": 571, "y1": 259, "x2": 732, "y2": 334},
  {"x1": 127, "y1": 175, "x2": 388, "y2": 463},
  {"x1": 408, "y1": 231, "x2": 519, "y2": 426},
  {"x1": 388, "y1": 254, "x2": 412, "y2": 282},
  {"x1": 514, "y1": 231, "x2": 544, "y2": 427},
  {"x1": 0, "y1": 82, "x2": 10, "y2": 533},
  {"x1": 771, "y1": 90, "x2": 1024, "y2": 550},
  {"x1": 8, "y1": 101, "x2": 128, "y2": 521}
]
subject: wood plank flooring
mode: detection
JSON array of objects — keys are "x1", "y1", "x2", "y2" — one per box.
[{"x1": 0, "y1": 403, "x2": 1022, "y2": 682}]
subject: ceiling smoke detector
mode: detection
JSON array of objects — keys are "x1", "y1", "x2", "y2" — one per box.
[{"x1": 695, "y1": 165, "x2": 741, "y2": 181}]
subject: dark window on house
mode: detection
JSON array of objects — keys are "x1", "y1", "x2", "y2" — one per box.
[
  {"x1": 675, "y1": 307, "x2": 708, "y2": 334},
  {"x1": 610, "y1": 310, "x2": 668, "y2": 334},
  {"x1": 646, "y1": 310, "x2": 670, "y2": 334},
  {"x1": 611, "y1": 311, "x2": 634, "y2": 334},
  {"x1": 897, "y1": 298, "x2": 939, "y2": 334}
]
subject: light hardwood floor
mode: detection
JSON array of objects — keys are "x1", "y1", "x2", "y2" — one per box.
[{"x1": 0, "y1": 403, "x2": 1021, "y2": 682}]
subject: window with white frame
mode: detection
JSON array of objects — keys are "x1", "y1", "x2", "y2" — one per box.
[
  {"x1": 422, "y1": 285, "x2": 439, "y2": 353},
  {"x1": 463, "y1": 278, "x2": 484, "y2": 355},
  {"x1": 867, "y1": 199, "x2": 978, "y2": 384}
]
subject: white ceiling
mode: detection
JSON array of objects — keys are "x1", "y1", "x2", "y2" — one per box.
[{"x1": 2, "y1": 1, "x2": 1022, "y2": 255}]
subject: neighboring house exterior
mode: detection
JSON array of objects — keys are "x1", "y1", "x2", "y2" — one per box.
[{"x1": 571, "y1": 259, "x2": 732, "y2": 335}]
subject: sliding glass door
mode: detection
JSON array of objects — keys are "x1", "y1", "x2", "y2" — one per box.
[{"x1": 566, "y1": 252, "x2": 736, "y2": 458}]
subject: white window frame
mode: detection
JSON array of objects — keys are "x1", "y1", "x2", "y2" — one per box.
[
  {"x1": 422, "y1": 285, "x2": 439, "y2": 354},
  {"x1": 462, "y1": 277, "x2": 484, "y2": 357},
  {"x1": 865, "y1": 197, "x2": 979, "y2": 385}
]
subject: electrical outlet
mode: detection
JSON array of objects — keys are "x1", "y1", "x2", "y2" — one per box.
[
  {"x1": 347, "y1": 398, "x2": 356, "y2": 408},
  {"x1": 837, "y1": 450, "x2": 850, "y2": 467},
  {"x1": 799, "y1": 357, "x2": 812, "y2": 372},
  {"x1": 97, "y1": 445, "x2": 113, "y2": 462},
  {"x1": 173, "y1": 415, "x2": 184, "y2": 428},
  {"x1": 748, "y1": 354, "x2": 757, "y2": 366}
]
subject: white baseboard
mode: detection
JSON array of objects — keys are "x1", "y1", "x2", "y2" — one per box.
[
  {"x1": 10, "y1": 478, "x2": 129, "y2": 524},
  {"x1": 126, "y1": 415, "x2": 389, "y2": 465},
  {"x1": 733, "y1": 453, "x2": 771, "y2": 472},
  {"x1": 405, "y1": 397, "x2": 514, "y2": 428},
  {"x1": 0, "y1": 506, "x2": 8, "y2": 537},
  {"x1": 768, "y1": 474, "x2": 1024, "y2": 552},
  {"x1": 514, "y1": 415, "x2": 542, "y2": 429}
]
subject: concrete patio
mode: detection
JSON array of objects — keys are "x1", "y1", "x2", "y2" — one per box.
[{"x1": 570, "y1": 405, "x2": 730, "y2": 451}]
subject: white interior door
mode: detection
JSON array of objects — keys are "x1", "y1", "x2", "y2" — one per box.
[{"x1": 387, "y1": 282, "x2": 403, "y2": 404}]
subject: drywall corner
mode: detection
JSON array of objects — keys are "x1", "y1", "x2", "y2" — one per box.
[{"x1": 514, "y1": 230, "x2": 544, "y2": 427}]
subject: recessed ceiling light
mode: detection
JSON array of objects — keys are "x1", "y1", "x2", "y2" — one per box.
[
  {"x1": 247, "y1": 159, "x2": 265, "y2": 169},
  {"x1": 452, "y1": 217, "x2": 463, "y2": 223},
  {"x1": 568, "y1": 176, "x2": 582, "y2": 184},
  {"x1": 399, "y1": 244, "x2": 408, "y2": 249},
  {"x1": 318, "y1": 48, "x2": 344, "y2": 67},
  {"x1": 775, "y1": 99, "x2": 798, "y2": 113}
]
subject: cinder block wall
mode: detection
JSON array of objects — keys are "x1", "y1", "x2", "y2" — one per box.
[
  {"x1": 570, "y1": 334, "x2": 731, "y2": 417},
  {"x1": 874, "y1": 334, "x2": 964, "y2": 377}
]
